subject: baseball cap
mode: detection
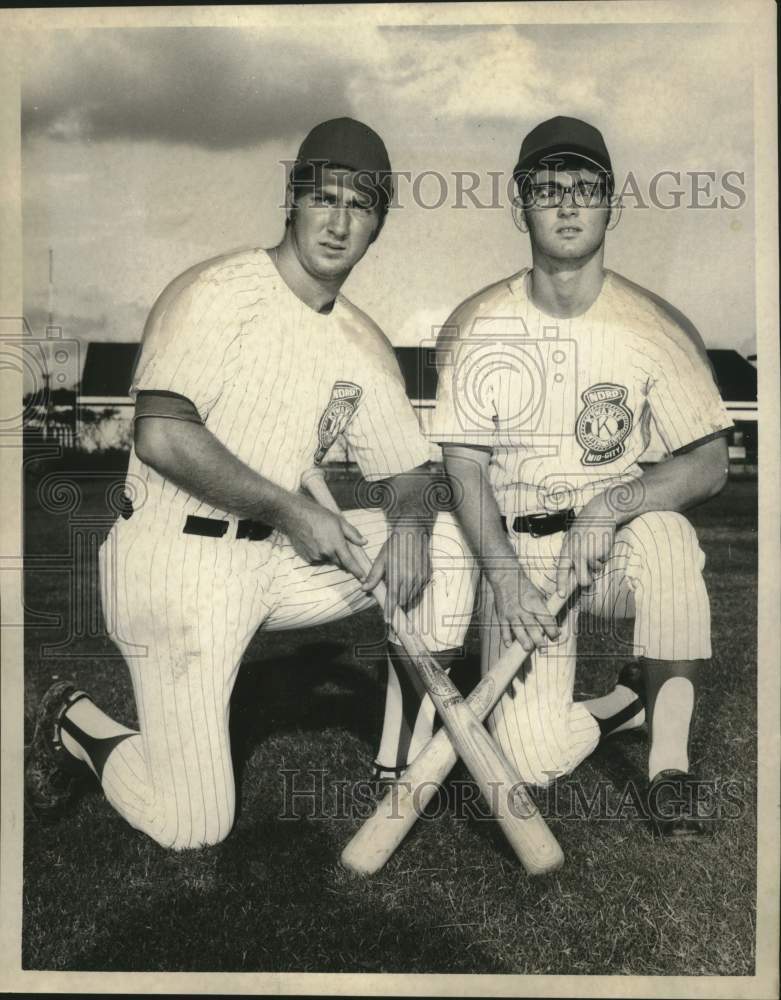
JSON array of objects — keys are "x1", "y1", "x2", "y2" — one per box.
[
  {"x1": 513, "y1": 116, "x2": 612, "y2": 183},
  {"x1": 292, "y1": 117, "x2": 393, "y2": 207}
]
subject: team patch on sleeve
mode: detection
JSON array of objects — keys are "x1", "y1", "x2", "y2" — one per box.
[
  {"x1": 575, "y1": 383, "x2": 633, "y2": 466},
  {"x1": 314, "y1": 381, "x2": 363, "y2": 464}
]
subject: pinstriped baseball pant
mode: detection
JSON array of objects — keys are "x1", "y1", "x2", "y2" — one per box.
[
  {"x1": 97, "y1": 508, "x2": 478, "y2": 850},
  {"x1": 485, "y1": 510, "x2": 711, "y2": 787}
]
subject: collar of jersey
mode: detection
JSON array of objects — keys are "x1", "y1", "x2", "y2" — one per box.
[
  {"x1": 508, "y1": 267, "x2": 613, "y2": 322},
  {"x1": 264, "y1": 248, "x2": 344, "y2": 320}
]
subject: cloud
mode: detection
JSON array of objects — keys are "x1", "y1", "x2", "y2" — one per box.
[
  {"x1": 582, "y1": 24, "x2": 753, "y2": 169},
  {"x1": 22, "y1": 28, "x2": 362, "y2": 150},
  {"x1": 20, "y1": 19, "x2": 756, "y2": 360},
  {"x1": 393, "y1": 306, "x2": 454, "y2": 348},
  {"x1": 23, "y1": 295, "x2": 149, "y2": 347},
  {"x1": 21, "y1": 21, "x2": 753, "y2": 175},
  {"x1": 355, "y1": 23, "x2": 752, "y2": 172},
  {"x1": 362, "y1": 26, "x2": 604, "y2": 127}
]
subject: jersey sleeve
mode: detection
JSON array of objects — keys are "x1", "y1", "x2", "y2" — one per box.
[
  {"x1": 130, "y1": 273, "x2": 241, "y2": 420},
  {"x1": 639, "y1": 334, "x2": 733, "y2": 455},
  {"x1": 428, "y1": 329, "x2": 501, "y2": 448},
  {"x1": 343, "y1": 370, "x2": 435, "y2": 480}
]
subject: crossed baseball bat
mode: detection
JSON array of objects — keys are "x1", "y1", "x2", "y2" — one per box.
[{"x1": 302, "y1": 467, "x2": 569, "y2": 877}]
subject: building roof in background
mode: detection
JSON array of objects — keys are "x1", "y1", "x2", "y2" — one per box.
[
  {"x1": 77, "y1": 342, "x2": 757, "y2": 404},
  {"x1": 706, "y1": 349, "x2": 757, "y2": 402},
  {"x1": 79, "y1": 342, "x2": 140, "y2": 396},
  {"x1": 394, "y1": 346, "x2": 439, "y2": 402},
  {"x1": 397, "y1": 345, "x2": 758, "y2": 403}
]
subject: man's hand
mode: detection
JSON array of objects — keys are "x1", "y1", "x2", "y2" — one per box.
[
  {"x1": 281, "y1": 496, "x2": 369, "y2": 581},
  {"x1": 361, "y1": 524, "x2": 432, "y2": 623},
  {"x1": 555, "y1": 504, "x2": 617, "y2": 597},
  {"x1": 488, "y1": 568, "x2": 561, "y2": 653}
]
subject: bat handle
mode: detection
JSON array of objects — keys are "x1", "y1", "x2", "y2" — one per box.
[{"x1": 302, "y1": 471, "x2": 443, "y2": 652}]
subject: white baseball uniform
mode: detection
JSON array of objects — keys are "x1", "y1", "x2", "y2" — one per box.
[
  {"x1": 96, "y1": 248, "x2": 477, "y2": 850},
  {"x1": 429, "y1": 267, "x2": 733, "y2": 786}
]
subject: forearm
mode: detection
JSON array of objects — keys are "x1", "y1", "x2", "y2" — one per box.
[
  {"x1": 134, "y1": 417, "x2": 301, "y2": 529},
  {"x1": 442, "y1": 446, "x2": 518, "y2": 584},
  {"x1": 359, "y1": 463, "x2": 441, "y2": 611},
  {"x1": 379, "y1": 463, "x2": 437, "y2": 530},
  {"x1": 443, "y1": 445, "x2": 560, "y2": 648},
  {"x1": 586, "y1": 436, "x2": 729, "y2": 527}
]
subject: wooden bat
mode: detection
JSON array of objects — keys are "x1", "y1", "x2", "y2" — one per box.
[
  {"x1": 341, "y1": 590, "x2": 568, "y2": 875},
  {"x1": 301, "y1": 467, "x2": 564, "y2": 877}
]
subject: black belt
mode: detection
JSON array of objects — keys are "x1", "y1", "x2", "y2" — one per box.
[
  {"x1": 500, "y1": 509, "x2": 576, "y2": 538},
  {"x1": 183, "y1": 514, "x2": 274, "y2": 541}
]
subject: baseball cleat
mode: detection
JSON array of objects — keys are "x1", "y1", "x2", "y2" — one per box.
[
  {"x1": 25, "y1": 679, "x2": 91, "y2": 819},
  {"x1": 646, "y1": 768, "x2": 713, "y2": 840}
]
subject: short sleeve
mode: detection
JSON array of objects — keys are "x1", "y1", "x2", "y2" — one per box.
[
  {"x1": 429, "y1": 334, "x2": 501, "y2": 447},
  {"x1": 131, "y1": 274, "x2": 240, "y2": 420},
  {"x1": 343, "y1": 371, "x2": 434, "y2": 481},
  {"x1": 641, "y1": 336, "x2": 733, "y2": 454}
]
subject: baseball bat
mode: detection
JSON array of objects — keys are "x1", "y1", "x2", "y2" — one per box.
[
  {"x1": 341, "y1": 590, "x2": 568, "y2": 875},
  {"x1": 301, "y1": 467, "x2": 564, "y2": 877}
]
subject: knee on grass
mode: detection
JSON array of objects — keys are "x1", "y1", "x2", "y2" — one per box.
[
  {"x1": 494, "y1": 743, "x2": 575, "y2": 790},
  {"x1": 143, "y1": 800, "x2": 236, "y2": 852},
  {"x1": 154, "y1": 822, "x2": 234, "y2": 853}
]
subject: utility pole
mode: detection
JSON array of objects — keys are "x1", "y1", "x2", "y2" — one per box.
[{"x1": 48, "y1": 247, "x2": 54, "y2": 330}]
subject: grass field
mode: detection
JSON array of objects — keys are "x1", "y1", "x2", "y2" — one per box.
[{"x1": 22, "y1": 457, "x2": 758, "y2": 975}]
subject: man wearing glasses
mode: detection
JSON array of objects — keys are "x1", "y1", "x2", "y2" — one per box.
[{"x1": 379, "y1": 116, "x2": 732, "y2": 837}]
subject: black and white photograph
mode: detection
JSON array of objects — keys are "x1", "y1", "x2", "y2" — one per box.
[{"x1": 1, "y1": 2, "x2": 778, "y2": 995}]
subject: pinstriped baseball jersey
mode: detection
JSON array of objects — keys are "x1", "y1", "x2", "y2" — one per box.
[
  {"x1": 430, "y1": 268, "x2": 733, "y2": 515},
  {"x1": 128, "y1": 247, "x2": 432, "y2": 525},
  {"x1": 97, "y1": 505, "x2": 476, "y2": 847},
  {"x1": 481, "y1": 506, "x2": 713, "y2": 787},
  {"x1": 88, "y1": 245, "x2": 472, "y2": 850},
  {"x1": 420, "y1": 267, "x2": 725, "y2": 787}
]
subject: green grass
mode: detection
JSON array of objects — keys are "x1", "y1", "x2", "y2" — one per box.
[{"x1": 22, "y1": 461, "x2": 758, "y2": 974}]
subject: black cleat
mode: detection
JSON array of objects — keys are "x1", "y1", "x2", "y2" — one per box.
[
  {"x1": 647, "y1": 768, "x2": 713, "y2": 840},
  {"x1": 25, "y1": 680, "x2": 91, "y2": 820}
]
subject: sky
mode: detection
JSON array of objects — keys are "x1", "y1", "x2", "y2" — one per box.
[{"x1": 21, "y1": 17, "x2": 758, "y2": 387}]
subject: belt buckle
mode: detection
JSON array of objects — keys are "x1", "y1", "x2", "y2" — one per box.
[
  {"x1": 527, "y1": 512, "x2": 550, "y2": 538},
  {"x1": 236, "y1": 519, "x2": 273, "y2": 542}
]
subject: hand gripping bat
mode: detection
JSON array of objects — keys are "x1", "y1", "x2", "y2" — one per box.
[
  {"x1": 340, "y1": 589, "x2": 569, "y2": 875},
  {"x1": 301, "y1": 467, "x2": 564, "y2": 877}
]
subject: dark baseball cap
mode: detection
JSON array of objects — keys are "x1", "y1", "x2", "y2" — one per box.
[
  {"x1": 513, "y1": 116, "x2": 612, "y2": 183},
  {"x1": 293, "y1": 117, "x2": 393, "y2": 206}
]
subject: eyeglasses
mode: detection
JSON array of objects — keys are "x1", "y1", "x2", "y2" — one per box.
[{"x1": 521, "y1": 179, "x2": 607, "y2": 209}]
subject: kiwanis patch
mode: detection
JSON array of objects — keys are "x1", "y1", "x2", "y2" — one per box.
[
  {"x1": 314, "y1": 381, "x2": 363, "y2": 464},
  {"x1": 575, "y1": 383, "x2": 633, "y2": 466}
]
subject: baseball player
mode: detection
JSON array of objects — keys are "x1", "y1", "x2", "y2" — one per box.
[
  {"x1": 377, "y1": 117, "x2": 732, "y2": 837},
  {"x1": 25, "y1": 117, "x2": 477, "y2": 851}
]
